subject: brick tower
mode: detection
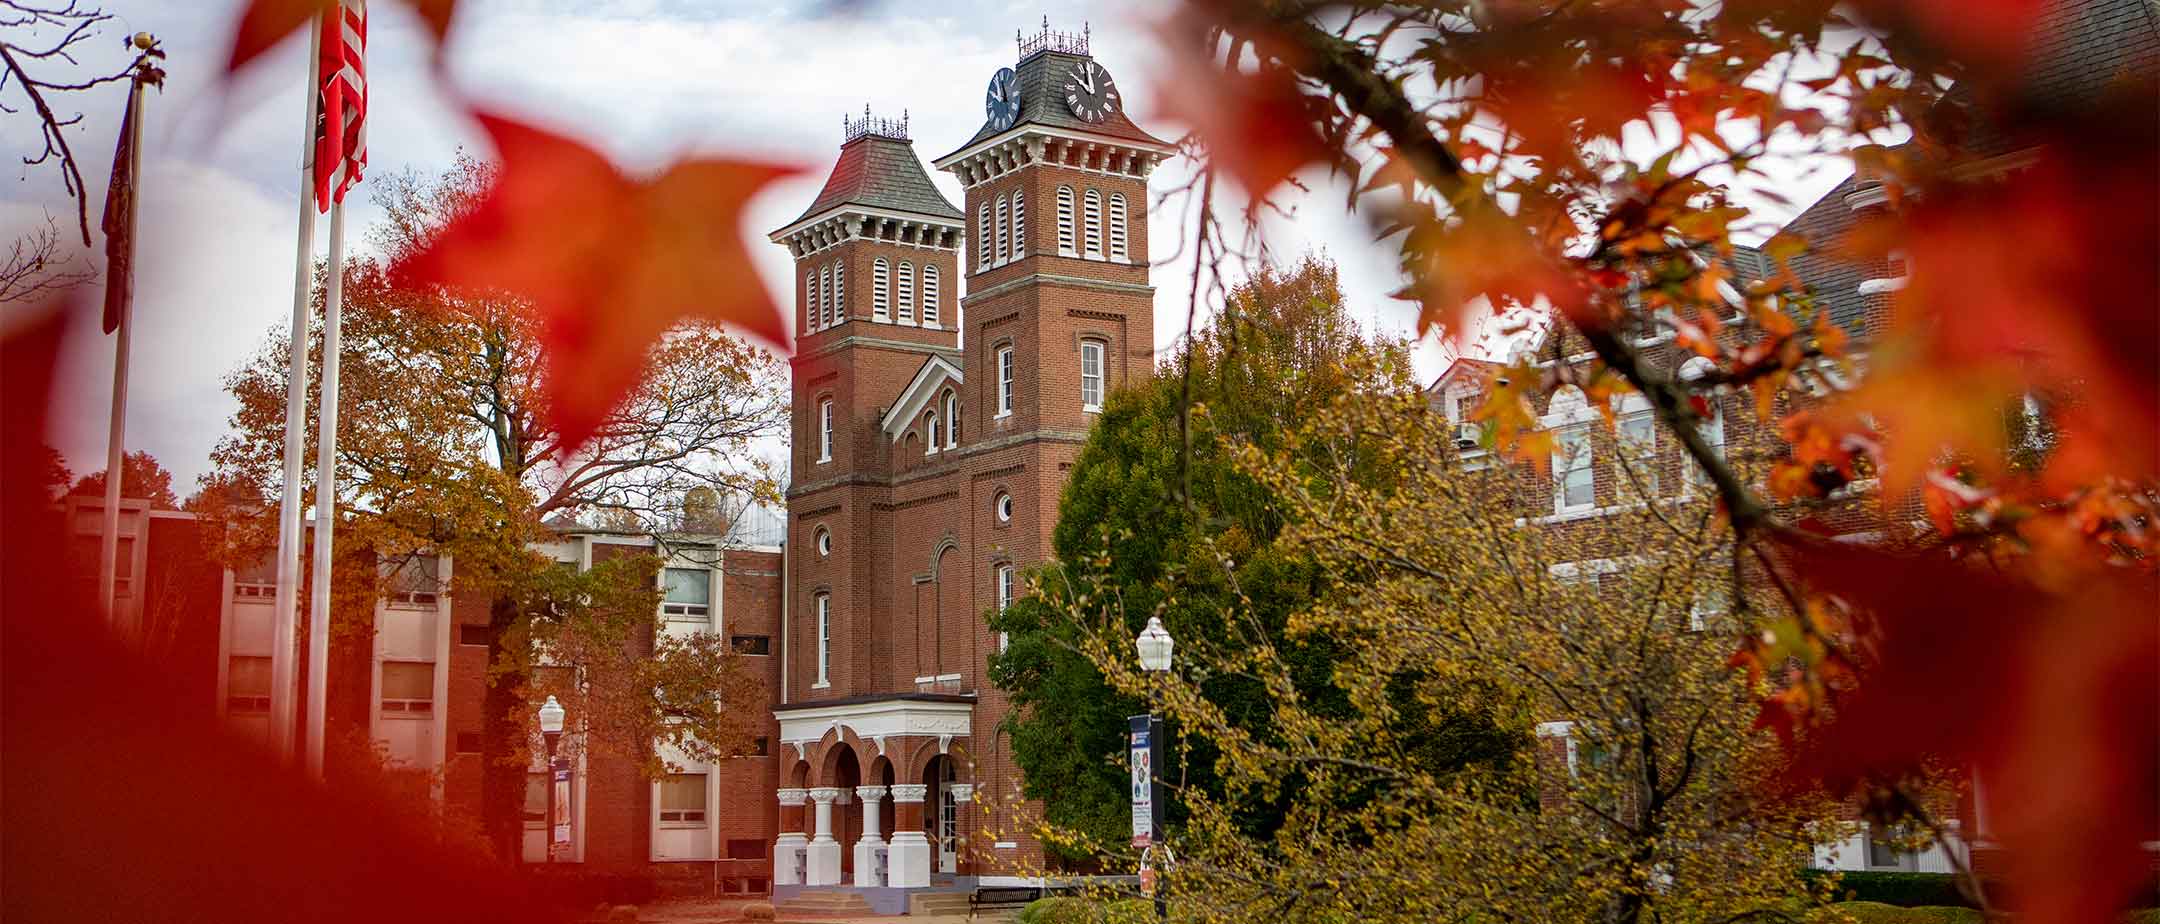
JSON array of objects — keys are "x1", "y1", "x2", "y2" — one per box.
[{"x1": 765, "y1": 21, "x2": 1170, "y2": 895}]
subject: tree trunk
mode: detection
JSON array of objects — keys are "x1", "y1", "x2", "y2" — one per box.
[{"x1": 481, "y1": 592, "x2": 525, "y2": 862}]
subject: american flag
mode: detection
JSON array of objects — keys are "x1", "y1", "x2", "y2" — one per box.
[{"x1": 312, "y1": 0, "x2": 367, "y2": 212}]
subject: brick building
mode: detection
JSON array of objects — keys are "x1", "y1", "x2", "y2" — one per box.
[
  {"x1": 763, "y1": 22, "x2": 1169, "y2": 900},
  {"x1": 1431, "y1": 0, "x2": 2158, "y2": 881}
]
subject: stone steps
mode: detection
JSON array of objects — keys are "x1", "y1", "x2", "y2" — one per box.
[
  {"x1": 773, "y1": 890, "x2": 874, "y2": 918},
  {"x1": 906, "y1": 892, "x2": 974, "y2": 916}
]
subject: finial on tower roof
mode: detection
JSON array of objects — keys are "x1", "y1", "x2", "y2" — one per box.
[
  {"x1": 1018, "y1": 16, "x2": 1089, "y2": 61},
  {"x1": 843, "y1": 105, "x2": 911, "y2": 143}
]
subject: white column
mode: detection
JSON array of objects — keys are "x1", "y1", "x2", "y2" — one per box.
[
  {"x1": 854, "y1": 786, "x2": 888, "y2": 887},
  {"x1": 887, "y1": 783, "x2": 933, "y2": 888},
  {"x1": 805, "y1": 787, "x2": 844, "y2": 886},
  {"x1": 773, "y1": 788, "x2": 808, "y2": 887}
]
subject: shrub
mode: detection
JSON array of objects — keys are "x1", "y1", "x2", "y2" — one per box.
[
  {"x1": 1802, "y1": 871, "x2": 1973, "y2": 908},
  {"x1": 1830, "y1": 902, "x2": 1982, "y2": 924},
  {"x1": 1020, "y1": 897, "x2": 1102, "y2": 924}
]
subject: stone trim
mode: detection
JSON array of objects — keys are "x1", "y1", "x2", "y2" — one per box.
[
  {"x1": 790, "y1": 333, "x2": 962, "y2": 367},
  {"x1": 962, "y1": 271, "x2": 1154, "y2": 308}
]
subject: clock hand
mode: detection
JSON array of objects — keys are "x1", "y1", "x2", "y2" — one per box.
[{"x1": 1076, "y1": 67, "x2": 1096, "y2": 94}]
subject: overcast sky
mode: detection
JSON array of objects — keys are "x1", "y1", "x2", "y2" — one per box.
[{"x1": 2, "y1": 0, "x2": 1853, "y2": 494}]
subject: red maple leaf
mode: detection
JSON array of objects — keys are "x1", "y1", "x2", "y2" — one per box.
[
  {"x1": 1774, "y1": 538, "x2": 2158, "y2": 924},
  {"x1": 390, "y1": 113, "x2": 796, "y2": 452},
  {"x1": 227, "y1": 0, "x2": 458, "y2": 75}
]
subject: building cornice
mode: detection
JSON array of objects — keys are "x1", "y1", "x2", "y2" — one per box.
[
  {"x1": 962, "y1": 271, "x2": 1153, "y2": 307},
  {"x1": 789, "y1": 333, "x2": 962, "y2": 367}
]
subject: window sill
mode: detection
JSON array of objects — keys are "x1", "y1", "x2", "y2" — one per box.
[
  {"x1": 815, "y1": 458, "x2": 831, "y2": 465},
  {"x1": 993, "y1": 412, "x2": 1012, "y2": 421},
  {"x1": 1542, "y1": 504, "x2": 1602, "y2": 524},
  {"x1": 1082, "y1": 405, "x2": 1101, "y2": 414},
  {"x1": 810, "y1": 682, "x2": 830, "y2": 690},
  {"x1": 658, "y1": 821, "x2": 708, "y2": 830}
]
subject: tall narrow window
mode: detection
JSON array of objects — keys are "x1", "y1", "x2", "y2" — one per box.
[
  {"x1": 1080, "y1": 340, "x2": 1105, "y2": 410},
  {"x1": 872, "y1": 258, "x2": 890, "y2": 320},
  {"x1": 1554, "y1": 426, "x2": 1594, "y2": 512},
  {"x1": 819, "y1": 265, "x2": 833, "y2": 329},
  {"x1": 897, "y1": 262, "x2": 916, "y2": 324},
  {"x1": 831, "y1": 261, "x2": 845, "y2": 325},
  {"x1": 977, "y1": 203, "x2": 992, "y2": 270},
  {"x1": 1055, "y1": 186, "x2": 1076, "y2": 255},
  {"x1": 1618, "y1": 407, "x2": 1658, "y2": 497},
  {"x1": 817, "y1": 399, "x2": 833, "y2": 463},
  {"x1": 926, "y1": 410, "x2": 940, "y2": 454},
  {"x1": 921, "y1": 265, "x2": 940, "y2": 327},
  {"x1": 996, "y1": 563, "x2": 1016, "y2": 653},
  {"x1": 1083, "y1": 189, "x2": 1103, "y2": 257},
  {"x1": 943, "y1": 390, "x2": 959, "y2": 448},
  {"x1": 803, "y1": 271, "x2": 816, "y2": 333},
  {"x1": 996, "y1": 345, "x2": 1014, "y2": 417},
  {"x1": 995, "y1": 195, "x2": 1010, "y2": 265},
  {"x1": 1679, "y1": 358, "x2": 1725, "y2": 492},
  {"x1": 1108, "y1": 193, "x2": 1128, "y2": 261},
  {"x1": 1011, "y1": 191, "x2": 1025, "y2": 259},
  {"x1": 814, "y1": 593, "x2": 831, "y2": 687}
]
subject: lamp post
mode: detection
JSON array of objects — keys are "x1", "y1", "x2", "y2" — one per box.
[
  {"x1": 1132, "y1": 616, "x2": 1174, "y2": 921},
  {"x1": 537, "y1": 695, "x2": 566, "y2": 864}
]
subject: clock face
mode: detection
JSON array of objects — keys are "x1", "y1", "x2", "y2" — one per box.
[
  {"x1": 984, "y1": 67, "x2": 1021, "y2": 131},
  {"x1": 1062, "y1": 60, "x2": 1118, "y2": 124}
]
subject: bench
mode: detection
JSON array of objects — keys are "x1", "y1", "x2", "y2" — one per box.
[{"x1": 969, "y1": 886, "x2": 1043, "y2": 920}]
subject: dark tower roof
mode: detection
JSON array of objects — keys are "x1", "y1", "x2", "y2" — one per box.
[
  {"x1": 938, "y1": 31, "x2": 1171, "y2": 162},
  {"x1": 782, "y1": 110, "x2": 963, "y2": 231}
]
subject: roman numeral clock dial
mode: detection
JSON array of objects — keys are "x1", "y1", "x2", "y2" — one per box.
[
  {"x1": 1062, "y1": 60, "x2": 1118, "y2": 124},
  {"x1": 984, "y1": 66, "x2": 1021, "y2": 132}
]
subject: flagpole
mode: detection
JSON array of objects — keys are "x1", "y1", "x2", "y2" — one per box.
[
  {"x1": 98, "y1": 62, "x2": 149, "y2": 629},
  {"x1": 271, "y1": 13, "x2": 324, "y2": 763},
  {"x1": 305, "y1": 197, "x2": 346, "y2": 779}
]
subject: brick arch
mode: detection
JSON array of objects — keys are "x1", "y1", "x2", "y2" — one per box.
[
  {"x1": 901, "y1": 735, "x2": 972, "y2": 783},
  {"x1": 925, "y1": 535, "x2": 960, "y2": 580},
  {"x1": 812, "y1": 724, "x2": 876, "y2": 787},
  {"x1": 785, "y1": 758, "x2": 811, "y2": 789}
]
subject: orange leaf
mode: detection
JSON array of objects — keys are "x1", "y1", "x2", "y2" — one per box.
[{"x1": 391, "y1": 113, "x2": 797, "y2": 452}]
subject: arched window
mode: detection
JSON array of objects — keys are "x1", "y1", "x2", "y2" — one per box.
[
  {"x1": 1678, "y1": 357, "x2": 1726, "y2": 491},
  {"x1": 977, "y1": 203, "x2": 992, "y2": 271},
  {"x1": 942, "y1": 389, "x2": 959, "y2": 448},
  {"x1": 1080, "y1": 339, "x2": 1105, "y2": 410},
  {"x1": 1108, "y1": 194, "x2": 1128, "y2": 262},
  {"x1": 813, "y1": 593, "x2": 831, "y2": 687},
  {"x1": 803, "y1": 270, "x2": 815, "y2": 333},
  {"x1": 831, "y1": 261, "x2": 844, "y2": 325},
  {"x1": 872, "y1": 258, "x2": 890, "y2": 320},
  {"x1": 995, "y1": 195, "x2": 1010, "y2": 265},
  {"x1": 1082, "y1": 189, "x2": 1103, "y2": 257},
  {"x1": 1055, "y1": 186, "x2": 1076, "y2": 255},
  {"x1": 925, "y1": 410, "x2": 940, "y2": 454},
  {"x1": 897, "y1": 262, "x2": 916, "y2": 324},
  {"x1": 818, "y1": 264, "x2": 833, "y2": 329},
  {"x1": 1011, "y1": 190, "x2": 1025, "y2": 259},
  {"x1": 921, "y1": 265, "x2": 940, "y2": 327}
]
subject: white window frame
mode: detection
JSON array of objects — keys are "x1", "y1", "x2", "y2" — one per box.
[
  {"x1": 1011, "y1": 190, "x2": 1025, "y2": 260},
  {"x1": 1108, "y1": 193, "x2": 1127, "y2": 262},
  {"x1": 658, "y1": 772, "x2": 709, "y2": 826},
  {"x1": 819, "y1": 264, "x2": 833, "y2": 330},
  {"x1": 817, "y1": 399, "x2": 833, "y2": 463},
  {"x1": 803, "y1": 270, "x2": 816, "y2": 333},
  {"x1": 1082, "y1": 189, "x2": 1103, "y2": 257},
  {"x1": 897, "y1": 262, "x2": 915, "y2": 324},
  {"x1": 832, "y1": 261, "x2": 844, "y2": 325},
  {"x1": 1080, "y1": 340, "x2": 1105, "y2": 411},
  {"x1": 814, "y1": 593, "x2": 831, "y2": 688},
  {"x1": 995, "y1": 563, "x2": 1016, "y2": 652},
  {"x1": 926, "y1": 410, "x2": 941, "y2": 455},
  {"x1": 1614, "y1": 394, "x2": 1658, "y2": 499},
  {"x1": 977, "y1": 203, "x2": 992, "y2": 270},
  {"x1": 995, "y1": 195, "x2": 1010, "y2": 265},
  {"x1": 994, "y1": 491, "x2": 1013, "y2": 523},
  {"x1": 943, "y1": 390, "x2": 959, "y2": 449},
  {"x1": 379, "y1": 660, "x2": 435, "y2": 718},
  {"x1": 815, "y1": 526, "x2": 831, "y2": 558},
  {"x1": 922, "y1": 265, "x2": 940, "y2": 327},
  {"x1": 661, "y1": 566, "x2": 712, "y2": 620},
  {"x1": 1678, "y1": 357, "x2": 1726, "y2": 494},
  {"x1": 1546, "y1": 388, "x2": 1596, "y2": 515},
  {"x1": 995, "y1": 345, "x2": 1014, "y2": 418},
  {"x1": 1055, "y1": 186, "x2": 1076, "y2": 255},
  {"x1": 872, "y1": 258, "x2": 890, "y2": 321}
]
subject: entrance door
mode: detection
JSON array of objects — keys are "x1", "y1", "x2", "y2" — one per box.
[{"x1": 937, "y1": 760, "x2": 959, "y2": 874}]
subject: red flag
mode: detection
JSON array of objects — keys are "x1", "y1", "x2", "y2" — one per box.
[{"x1": 312, "y1": 0, "x2": 367, "y2": 212}]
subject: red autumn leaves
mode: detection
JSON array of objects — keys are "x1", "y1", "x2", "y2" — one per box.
[{"x1": 225, "y1": 0, "x2": 797, "y2": 453}]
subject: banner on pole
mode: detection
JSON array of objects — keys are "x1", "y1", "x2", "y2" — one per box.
[
  {"x1": 1129, "y1": 716, "x2": 1154, "y2": 847},
  {"x1": 551, "y1": 757, "x2": 572, "y2": 856}
]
